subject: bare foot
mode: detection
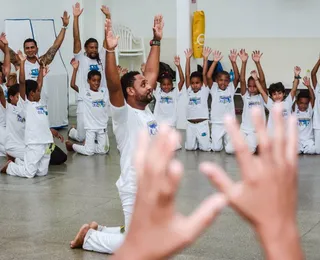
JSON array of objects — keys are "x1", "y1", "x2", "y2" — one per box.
[
  {"x1": 70, "y1": 224, "x2": 90, "y2": 249},
  {"x1": 1, "y1": 160, "x2": 12, "y2": 174},
  {"x1": 65, "y1": 140, "x2": 74, "y2": 152},
  {"x1": 89, "y1": 221, "x2": 99, "y2": 230}
]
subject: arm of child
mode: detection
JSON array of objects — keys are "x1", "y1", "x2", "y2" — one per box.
[
  {"x1": 207, "y1": 50, "x2": 223, "y2": 88},
  {"x1": 18, "y1": 51, "x2": 26, "y2": 101},
  {"x1": 0, "y1": 86, "x2": 6, "y2": 109},
  {"x1": 36, "y1": 63, "x2": 46, "y2": 94},
  {"x1": 290, "y1": 66, "x2": 301, "y2": 99},
  {"x1": 184, "y1": 48, "x2": 193, "y2": 89},
  {"x1": 239, "y1": 49, "x2": 248, "y2": 96},
  {"x1": 144, "y1": 15, "x2": 164, "y2": 90},
  {"x1": 252, "y1": 50, "x2": 267, "y2": 93},
  {"x1": 0, "y1": 33, "x2": 11, "y2": 78},
  {"x1": 303, "y1": 76, "x2": 315, "y2": 108},
  {"x1": 311, "y1": 55, "x2": 320, "y2": 89},
  {"x1": 251, "y1": 70, "x2": 268, "y2": 103},
  {"x1": 173, "y1": 55, "x2": 184, "y2": 91},
  {"x1": 229, "y1": 49, "x2": 240, "y2": 88},
  {"x1": 70, "y1": 59, "x2": 79, "y2": 93},
  {"x1": 39, "y1": 12, "x2": 70, "y2": 66},
  {"x1": 202, "y1": 47, "x2": 212, "y2": 87}
]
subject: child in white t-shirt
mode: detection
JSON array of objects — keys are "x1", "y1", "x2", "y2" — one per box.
[
  {"x1": 184, "y1": 47, "x2": 211, "y2": 151},
  {"x1": 65, "y1": 59, "x2": 109, "y2": 156},
  {"x1": 238, "y1": 49, "x2": 266, "y2": 153},
  {"x1": 206, "y1": 49, "x2": 240, "y2": 153},
  {"x1": 0, "y1": 84, "x2": 7, "y2": 156},
  {"x1": 293, "y1": 77, "x2": 316, "y2": 154},
  {"x1": 251, "y1": 67, "x2": 300, "y2": 135},
  {"x1": 1, "y1": 53, "x2": 54, "y2": 178}
]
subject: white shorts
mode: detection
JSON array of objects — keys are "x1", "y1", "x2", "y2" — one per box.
[
  {"x1": 68, "y1": 101, "x2": 86, "y2": 142},
  {"x1": 314, "y1": 129, "x2": 320, "y2": 154},
  {"x1": 0, "y1": 126, "x2": 5, "y2": 156},
  {"x1": 185, "y1": 120, "x2": 211, "y2": 151},
  {"x1": 241, "y1": 129, "x2": 257, "y2": 153},
  {"x1": 211, "y1": 123, "x2": 234, "y2": 154},
  {"x1": 6, "y1": 145, "x2": 26, "y2": 160},
  {"x1": 298, "y1": 139, "x2": 316, "y2": 154}
]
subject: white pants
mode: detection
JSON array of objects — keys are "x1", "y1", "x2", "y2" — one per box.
[
  {"x1": 73, "y1": 129, "x2": 109, "y2": 156},
  {"x1": 6, "y1": 144, "x2": 52, "y2": 178},
  {"x1": 0, "y1": 126, "x2": 5, "y2": 157},
  {"x1": 185, "y1": 120, "x2": 211, "y2": 151},
  {"x1": 314, "y1": 129, "x2": 320, "y2": 154},
  {"x1": 211, "y1": 123, "x2": 234, "y2": 154},
  {"x1": 298, "y1": 139, "x2": 316, "y2": 154},
  {"x1": 69, "y1": 101, "x2": 86, "y2": 142},
  {"x1": 242, "y1": 130, "x2": 257, "y2": 153},
  {"x1": 6, "y1": 145, "x2": 25, "y2": 160},
  {"x1": 82, "y1": 191, "x2": 134, "y2": 254}
]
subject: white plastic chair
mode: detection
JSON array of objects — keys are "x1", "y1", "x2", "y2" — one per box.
[{"x1": 113, "y1": 24, "x2": 146, "y2": 70}]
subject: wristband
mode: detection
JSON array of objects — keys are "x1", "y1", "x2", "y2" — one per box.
[
  {"x1": 150, "y1": 40, "x2": 160, "y2": 47},
  {"x1": 295, "y1": 75, "x2": 301, "y2": 79},
  {"x1": 106, "y1": 49, "x2": 115, "y2": 53},
  {"x1": 62, "y1": 25, "x2": 68, "y2": 29}
]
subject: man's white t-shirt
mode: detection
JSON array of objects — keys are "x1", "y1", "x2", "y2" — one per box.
[
  {"x1": 20, "y1": 97, "x2": 53, "y2": 145},
  {"x1": 110, "y1": 103, "x2": 158, "y2": 194},
  {"x1": 186, "y1": 86, "x2": 210, "y2": 120},
  {"x1": 0, "y1": 84, "x2": 8, "y2": 127},
  {"x1": 74, "y1": 49, "x2": 108, "y2": 101},
  {"x1": 295, "y1": 103, "x2": 314, "y2": 141},
  {"x1": 5, "y1": 101, "x2": 26, "y2": 150},
  {"x1": 210, "y1": 82, "x2": 236, "y2": 124},
  {"x1": 24, "y1": 60, "x2": 40, "y2": 81},
  {"x1": 241, "y1": 92, "x2": 266, "y2": 132},
  {"x1": 153, "y1": 85, "x2": 182, "y2": 126},
  {"x1": 312, "y1": 84, "x2": 320, "y2": 130},
  {"x1": 83, "y1": 89, "x2": 109, "y2": 130},
  {"x1": 265, "y1": 96, "x2": 294, "y2": 132}
]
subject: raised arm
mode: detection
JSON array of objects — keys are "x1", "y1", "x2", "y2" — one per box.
[
  {"x1": 36, "y1": 63, "x2": 46, "y2": 93},
  {"x1": 290, "y1": 66, "x2": 301, "y2": 99},
  {"x1": 70, "y1": 58, "x2": 79, "y2": 93},
  {"x1": 72, "y1": 3, "x2": 83, "y2": 54},
  {"x1": 303, "y1": 76, "x2": 315, "y2": 108},
  {"x1": 252, "y1": 50, "x2": 267, "y2": 93},
  {"x1": 311, "y1": 55, "x2": 320, "y2": 89},
  {"x1": 144, "y1": 15, "x2": 164, "y2": 89},
  {"x1": 0, "y1": 41, "x2": 20, "y2": 69},
  {"x1": 173, "y1": 55, "x2": 184, "y2": 91},
  {"x1": 207, "y1": 50, "x2": 223, "y2": 88},
  {"x1": 0, "y1": 33, "x2": 11, "y2": 77},
  {"x1": 238, "y1": 49, "x2": 249, "y2": 96},
  {"x1": 18, "y1": 51, "x2": 26, "y2": 100},
  {"x1": 229, "y1": 49, "x2": 240, "y2": 88},
  {"x1": 101, "y1": 5, "x2": 111, "y2": 49},
  {"x1": 251, "y1": 70, "x2": 268, "y2": 103},
  {"x1": 202, "y1": 47, "x2": 212, "y2": 87},
  {"x1": 105, "y1": 19, "x2": 124, "y2": 107},
  {"x1": 0, "y1": 86, "x2": 6, "y2": 108},
  {"x1": 184, "y1": 48, "x2": 193, "y2": 89},
  {"x1": 39, "y1": 11, "x2": 70, "y2": 66}
]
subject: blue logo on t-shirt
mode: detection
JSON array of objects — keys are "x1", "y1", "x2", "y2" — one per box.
[
  {"x1": 201, "y1": 132, "x2": 207, "y2": 137},
  {"x1": 89, "y1": 64, "x2": 100, "y2": 71},
  {"x1": 17, "y1": 114, "x2": 25, "y2": 123},
  {"x1": 147, "y1": 121, "x2": 158, "y2": 136},
  {"x1": 31, "y1": 68, "x2": 39, "y2": 78},
  {"x1": 189, "y1": 97, "x2": 201, "y2": 105},
  {"x1": 36, "y1": 105, "x2": 48, "y2": 116},
  {"x1": 248, "y1": 101, "x2": 261, "y2": 108},
  {"x1": 3, "y1": 89, "x2": 8, "y2": 99},
  {"x1": 298, "y1": 118, "x2": 310, "y2": 127},
  {"x1": 219, "y1": 95, "x2": 232, "y2": 104},
  {"x1": 160, "y1": 96, "x2": 173, "y2": 104},
  {"x1": 92, "y1": 99, "x2": 106, "y2": 108}
]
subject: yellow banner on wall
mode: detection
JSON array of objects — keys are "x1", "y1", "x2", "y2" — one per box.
[{"x1": 192, "y1": 11, "x2": 205, "y2": 58}]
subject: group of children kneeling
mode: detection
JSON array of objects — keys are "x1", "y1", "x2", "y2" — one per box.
[{"x1": 153, "y1": 47, "x2": 320, "y2": 154}]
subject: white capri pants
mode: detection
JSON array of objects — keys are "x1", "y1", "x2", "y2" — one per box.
[
  {"x1": 73, "y1": 129, "x2": 109, "y2": 156},
  {"x1": 6, "y1": 144, "x2": 53, "y2": 178},
  {"x1": 242, "y1": 130, "x2": 257, "y2": 153},
  {"x1": 185, "y1": 120, "x2": 211, "y2": 151},
  {"x1": 82, "y1": 191, "x2": 134, "y2": 254},
  {"x1": 211, "y1": 123, "x2": 234, "y2": 154},
  {"x1": 6, "y1": 145, "x2": 25, "y2": 160},
  {"x1": 298, "y1": 139, "x2": 316, "y2": 154},
  {"x1": 314, "y1": 129, "x2": 320, "y2": 154},
  {"x1": 0, "y1": 126, "x2": 5, "y2": 156},
  {"x1": 69, "y1": 101, "x2": 86, "y2": 142}
]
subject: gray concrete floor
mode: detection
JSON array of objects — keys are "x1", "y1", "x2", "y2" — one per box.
[{"x1": 0, "y1": 119, "x2": 320, "y2": 260}]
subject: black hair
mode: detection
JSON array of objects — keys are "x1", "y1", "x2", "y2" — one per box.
[
  {"x1": 26, "y1": 80, "x2": 38, "y2": 98},
  {"x1": 190, "y1": 71, "x2": 203, "y2": 82},
  {"x1": 7, "y1": 84, "x2": 19, "y2": 103},
  {"x1": 24, "y1": 38, "x2": 38, "y2": 48},
  {"x1": 0, "y1": 61, "x2": 6, "y2": 83},
  {"x1": 216, "y1": 71, "x2": 230, "y2": 81},
  {"x1": 84, "y1": 38, "x2": 103, "y2": 69},
  {"x1": 120, "y1": 71, "x2": 140, "y2": 100},
  {"x1": 297, "y1": 90, "x2": 311, "y2": 102},
  {"x1": 269, "y1": 82, "x2": 285, "y2": 96},
  {"x1": 88, "y1": 70, "x2": 101, "y2": 80},
  {"x1": 247, "y1": 76, "x2": 254, "y2": 83},
  {"x1": 159, "y1": 72, "x2": 173, "y2": 85}
]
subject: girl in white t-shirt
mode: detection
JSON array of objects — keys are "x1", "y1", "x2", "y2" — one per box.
[
  {"x1": 184, "y1": 47, "x2": 211, "y2": 151},
  {"x1": 238, "y1": 49, "x2": 266, "y2": 153},
  {"x1": 206, "y1": 49, "x2": 240, "y2": 154},
  {"x1": 293, "y1": 77, "x2": 316, "y2": 154},
  {"x1": 251, "y1": 66, "x2": 300, "y2": 136},
  {"x1": 65, "y1": 59, "x2": 109, "y2": 156}
]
